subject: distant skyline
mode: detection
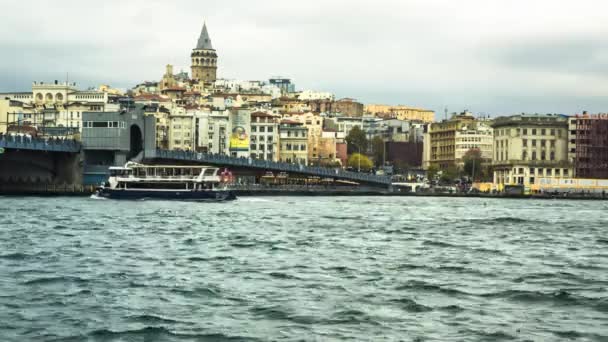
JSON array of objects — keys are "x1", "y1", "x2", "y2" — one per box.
[{"x1": 1, "y1": 0, "x2": 607, "y2": 116}]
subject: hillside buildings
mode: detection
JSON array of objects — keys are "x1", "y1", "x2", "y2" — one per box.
[
  {"x1": 0, "y1": 81, "x2": 119, "y2": 135},
  {"x1": 365, "y1": 104, "x2": 435, "y2": 123}
]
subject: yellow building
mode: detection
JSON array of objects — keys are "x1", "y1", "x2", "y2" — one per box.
[
  {"x1": 144, "y1": 106, "x2": 170, "y2": 149},
  {"x1": 278, "y1": 120, "x2": 308, "y2": 164},
  {"x1": 365, "y1": 104, "x2": 435, "y2": 123},
  {"x1": 426, "y1": 111, "x2": 492, "y2": 169},
  {"x1": 282, "y1": 112, "x2": 324, "y2": 162}
]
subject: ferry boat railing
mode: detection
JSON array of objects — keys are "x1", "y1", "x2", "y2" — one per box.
[{"x1": 154, "y1": 149, "x2": 392, "y2": 185}]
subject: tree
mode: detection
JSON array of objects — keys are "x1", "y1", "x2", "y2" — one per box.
[
  {"x1": 463, "y1": 148, "x2": 483, "y2": 180},
  {"x1": 440, "y1": 165, "x2": 460, "y2": 184},
  {"x1": 347, "y1": 153, "x2": 373, "y2": 171},
  {"x1": 345, "y1": 125, "x2": 368, "y2": 154},
  {"x1": 426, "y1": 165, "x2": 439, "y2": 181},
  {"x1": 371, "y1": 136, "x2": 385, "y2": 166}
]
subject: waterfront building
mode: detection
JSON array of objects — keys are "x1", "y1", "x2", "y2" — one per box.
[
  {"x1": 491, "y1": 114, "x2": 571, "y2": 188},
  {"x1": 191, "y1": 22, "x2": 218, "y2": 84},
  {"x1": 278, "y1": 120, "x2": 308, "y2": 164},
  {"x1": 365, "y1": 104, "x2": 435, "y2": 123},
  {"x1": 426, "y1": 111, "x2": 493, "y2": 169},
  {"x1": 568, "y1": 113, "x2": 608, "y2": 179},
  {"x1": 250, "y1": 111, "x2": 280, "y2": 161}
]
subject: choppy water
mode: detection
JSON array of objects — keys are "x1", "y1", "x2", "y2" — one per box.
[{"x1": 0, "y1": 196, "x2": 607, "y2": 341}]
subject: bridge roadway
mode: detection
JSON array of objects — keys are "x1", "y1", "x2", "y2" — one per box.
[
  {"x1": 149, "y1": 149, "x2": 392, "y2": 186},
  {"x1": 0, "y1": 134, "x2": 81, "y2": 153}
]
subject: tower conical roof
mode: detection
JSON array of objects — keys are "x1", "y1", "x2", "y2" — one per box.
[{"x1": 195, "y1": 22, "x2": 213, "y2": 50}]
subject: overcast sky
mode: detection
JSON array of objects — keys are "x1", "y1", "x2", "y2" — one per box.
[{"x1": 1, "y1": 0, "x2": 607, "y2": 116}]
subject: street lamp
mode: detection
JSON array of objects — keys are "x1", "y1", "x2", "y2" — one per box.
[{"x1": 356, "y1": 144, "x2": 361, "y2": 172}]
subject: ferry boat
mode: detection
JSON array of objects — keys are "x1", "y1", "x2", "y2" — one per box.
[{"x1": 95, "y1": 162, "x2": 236, "y2": 201}]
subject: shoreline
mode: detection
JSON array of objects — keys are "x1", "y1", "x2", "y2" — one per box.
[{"x1": 0, "y1": 188, "x2": 606, "y2": 200}]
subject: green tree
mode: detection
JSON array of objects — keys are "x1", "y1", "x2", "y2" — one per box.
[
  {"x1": 370, "y1": 136, "x2": 385, "y2": 166},
  {"x1": 440, "y1": 165, "x2": 460, "y2": 184},
  {"x1": 345, "y1": 126, "x2": 368, "y2": 154},
  {"x1": 426, "y1": 165, "x2": 439, "y2": 181},
  {"x1": 347, "y1": 153, "x2": 373, "y2": 171},
  {"x1": 463, "y1": 148, "x2": 483, "y2": 180}
]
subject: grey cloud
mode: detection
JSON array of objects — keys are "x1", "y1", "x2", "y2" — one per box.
[
  {"x1": 483, "y1": 34, "x2": 608, "y2": 78},
  {"x1": 1, "y1": 0, "x2": 608, "y2": 115}
]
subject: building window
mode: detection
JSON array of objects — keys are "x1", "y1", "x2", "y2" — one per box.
[
  {"x1": 523, "y1": 128, "x2": 528, "y2": 135},
  {"x1": 530, "y1": 168, "x2": 535, "y2": 175},
  {"x1": 550, "y1": 151, "x2": 555, "y2": 160},
  {"x1": 550, "y1": 129, "x2": 555, "y2": 136},
  {"x1": 564, "y1": 169, "x2": 569, "y2": 176},
  {"x1": 556, "y1": 169, "x2": 561, "y2": 176},
  {"x1": 550, "y1": 140, "x2": 555, "y2": 148},
  {"x1": 532, "y1": 129, "x2": 537, "y2": 135},
  {"x1": 522, "y1": 151, "x2": 527, "y2": 160},
  {"x1": 523, "y1": 139, "x2": 527, "y2": 147},
  {"x1": 547, "y1": 169, "x2": 552, "y2": 176},
  {"x1": 541, "y1": 129, "x2": 546, "y2": 135},
  {"x1": 541, "y1": 151, "x2": 546, "y2": 160},
  {"x1": 532, "y1": 151, "x2": 537, "y2": 160}
]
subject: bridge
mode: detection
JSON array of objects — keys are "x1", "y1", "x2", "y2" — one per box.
[
  {"x1": 148, "y1": 149, "x2": 392, "y2": 186},
  {"x1": 0, "y1": 135, "x2": 82, "y2": 187},
  {"x1": 0, "y1": 134, "x2": 81, "y2": 153}
]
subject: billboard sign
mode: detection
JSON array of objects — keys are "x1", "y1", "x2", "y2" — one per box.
[{"x1": 229, "y1": 109, "x2": 250, "y2": 152}]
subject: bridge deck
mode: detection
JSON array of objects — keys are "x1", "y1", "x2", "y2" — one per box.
[
  {"x1": 151, "y1": 149, "x2": 392, "y2": 186},
  {"x1": 0, "y1": 135, "x2": 81, "y2": 153}
]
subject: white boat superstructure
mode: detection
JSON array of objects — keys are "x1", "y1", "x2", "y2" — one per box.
[{"x1": 96, "y1": 162, "x2": 236, "y2": 201}]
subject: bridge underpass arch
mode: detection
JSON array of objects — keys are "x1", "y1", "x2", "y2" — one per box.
[{"x1": 129, "y1": 124, "x2": 143, "y2": 160}]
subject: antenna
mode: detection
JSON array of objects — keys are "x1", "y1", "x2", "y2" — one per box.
[{"x1": 444, "y1": 107, "x2": 448, "y2": 121}]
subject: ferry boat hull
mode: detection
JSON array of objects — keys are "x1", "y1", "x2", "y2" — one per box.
[{"x1": 97, "y1": 188, "x2": 236, "y2": 201}]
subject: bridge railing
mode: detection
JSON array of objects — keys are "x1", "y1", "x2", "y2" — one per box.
[
  {"x1": 0, "y1": 134, "x2": 81, "y2": 153},
  {"x1": 153, "y1": 149, "x2": 392, "y2": 185}
]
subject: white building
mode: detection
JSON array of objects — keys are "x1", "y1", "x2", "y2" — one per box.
[
  {"x1": 250, "y1": 111, "x2": 280, "y2": 161},
  {"x1": 491, "y1": 114, "x2": 572, "y2": 188},
  {"x1": 297, "y1": 90, "x2": 335, "y2": 101},
  {"x1": 454, "y1": 119, "x2": 493, "y2": 166},
  {"x1": 0, "y1": 81, "x2": 118, "y2": 133}
]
